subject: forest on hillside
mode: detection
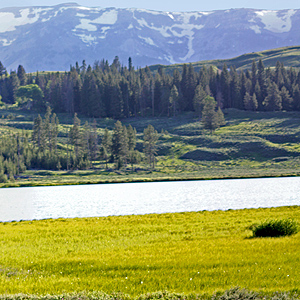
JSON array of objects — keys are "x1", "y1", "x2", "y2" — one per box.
[
  {"x1": 0, "y1": 57, "x2": 300, "y2": 182},
  {"x1": 0, "y1": 57, "x2": 299, "y2": 119}
]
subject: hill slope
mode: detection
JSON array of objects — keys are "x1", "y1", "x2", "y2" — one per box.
[
  {"x1": 0, "y1": 109, "x2": 300, "y2": 187},
  {"x1": 149, "y1": 46, "x2": 300, "y2": 73}
]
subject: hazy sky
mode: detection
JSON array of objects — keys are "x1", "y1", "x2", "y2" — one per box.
[{"x1": 0, "y1": 0, "x2": 299, "y2": 11}]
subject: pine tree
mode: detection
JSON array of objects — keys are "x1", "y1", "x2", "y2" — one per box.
[
  {"x1": 169, "y1": 85, "x2": 179, "y2": 117},
  {"x1": 32, "y1": 115, "x2": 45, "y2": 152},
  {"x1": 230, "y1": 67, "x2": 241, "y2": 109},
  {"x1": 193, "y1": 84, "x2": 207, "y2": 119},
  {"x1": 69, "y1": 113, "x2": 82, "y2": 158},
  {"x1": 220, "y1": 64, "x2": 231, "y2": 108},
  {"x1": 0, "y1": 61, "x2": 6, "y2": 77},
  {"x1": 17, "y1": 65, "x2": 27, "y2": 86},
  {"x1": 111, "y1": 121, "x2": 128, "y2": 169},
  {"x1": 100, "y1": 128, "x2": 112, "y2": 169},
  {"x1": 127, "y1": 125, "x2": 137, "y2": 152},
  {"x1": 128, "y1": 150, "x2": 141, "y2": 171},
  {"x1": 143, "y1": 124, "x2": 158, "y2": 168},
  {"x1": 202, "y1": 96, "x2": 224, "y2": 133},
  {"x1": 244, "y1": 92, "x2": 258, "y2": 111},
  {"x1": 251, "y1": 60, "x2": 257, "y2": 94},
  {"x1": 292, "y1": 84, "x2": 300, "y2": 111},
  {"x1": 280, "y1": 86, "x2": 293, "y2": 111},
  {"x1": 263, "y1": 82, "x2": 282, "y2": 111},
  {"x1": 89, "y1": 120, "x2": 99, "y2": 163},
  {"x1": 8, "y1": 71, "x2": 20, "y2": 104},
  {"x1": 215, "y1": 107, "x2": 225, "y2": 127}
]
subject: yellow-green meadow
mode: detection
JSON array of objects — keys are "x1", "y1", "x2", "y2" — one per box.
[{"x1": 0, "y1": 206, "x2": 299, "y2": 296}]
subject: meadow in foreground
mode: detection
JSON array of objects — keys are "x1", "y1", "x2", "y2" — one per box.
[{"x1": 0, "y1": 206, "x2": 299, "y2": 296}]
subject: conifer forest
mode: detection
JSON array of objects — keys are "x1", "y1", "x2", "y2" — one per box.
[{"x1": 0, "y1": 57, "x2": 300, "y2": 182}]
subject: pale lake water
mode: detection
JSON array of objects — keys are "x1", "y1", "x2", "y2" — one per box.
[{"x1": 0, "y1": 176, "x2": 299, "y2": 222}]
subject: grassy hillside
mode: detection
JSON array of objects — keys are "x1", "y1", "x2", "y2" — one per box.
[
  {"x1": 0, "y1": 206, "x2": 299, "y2": 295},
  {"x1": 149, "y1": 46, "x2": 300, "y2": 73},
  {"x1": 0, "y1": 109, "x2": 300, "y2": 187}
]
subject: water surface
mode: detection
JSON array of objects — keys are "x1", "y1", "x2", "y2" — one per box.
[{"x1": 0, "y1": 176, "x2": 299, "y2": 222}]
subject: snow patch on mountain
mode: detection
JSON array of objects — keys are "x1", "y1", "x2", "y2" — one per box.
[
  {"x1": 76, "y1": 33, "x2": 97, "y2": 45},
  {"x1": 167, "y1": 12, "x2": 174, "y2": 20},
  {"x1": 252, "y1": 9, "x2": 296, "y2": 33},
  {"x1": 73, "y1": 9, "x2": 118, "y2": 42},
  {"x1": 0, "y1": 38, "x2": 15, "y2": 46},
  {"x1": 0, "y1": 9, "x2": 42, "y2": 33},
  {"x1": 139, "y1": 36, "x2": 156, "y2": 46},
  {"x1": 250, "y1": 25, "x2": 261, "y2": 34},
  {"x1": 75, "y1": 18, "x2": 98, "y2": 31},
  {"x1": 93, "y1": 10, "x2": 118, "y2": 25}
]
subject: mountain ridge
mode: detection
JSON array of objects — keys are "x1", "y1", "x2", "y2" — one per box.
[{"x1": 0, "y1": 4, "x2": 300, "y2": 71}]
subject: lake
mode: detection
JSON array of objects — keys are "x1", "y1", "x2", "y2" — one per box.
[{"x1": 0, "y1": 176, "x2": 299, "y2": 222}]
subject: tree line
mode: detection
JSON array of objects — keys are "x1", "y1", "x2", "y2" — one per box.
[
  {"x1": 0, "y1": 109, "x2": 159, "y2": 182},
  {"x1": 1, "y1": 58, "x2": 300, "y2": 118}
]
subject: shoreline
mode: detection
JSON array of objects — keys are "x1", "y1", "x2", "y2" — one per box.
[{"x1": 1, "y1": 172, "x2": 300, "y2": 189}]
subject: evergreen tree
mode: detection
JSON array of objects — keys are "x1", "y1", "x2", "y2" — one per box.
[
  {"x1": 202, "y1": 96, "x2": 225, "y2": 133},
  {"x1": 69, "y1": 113, "x2": 82, "y2": 158},
  {"x1": 244, "y1": 92, "x2": 258, "y2": 111},
  {"x1": 169, "y1": 85, "x2": 179, "y2": 117},
  {"x1": 32, "y1": 115, "x2": 45, "y2": 152},
  {"x1": 251, "y1": 60, "x2": 257, "y2": 94},
  {"x1": 0, "y1": 61, "x2": 6, "y2": 77},
  {"x1": 263, "y1": 82, "x2": 282, "y2": 111},
  {"x1": 280, "y1": 86, "x2": 293, "y2": 111},
  {"x1": 215, "y1": 107, "x2": 226, "y2": 127},
  {"x1": 292, "y1": 84, "x2": 300, "y2": 111},
  {"x1": 89, "y1": 120, "x2": 99, "y2": 163},
  {"x1": 193, "y1": 84, "x2": 207, "y2": 119},
  {"x1": 127, "y1": 125, "x2": 137, "y2": 152},
  {"x1": 143, "y1": 124, "x2": 158, "y2": 168},
  {"x1": 8, "y1": 71, "x2": 20, "y2": 104},
  {"x1": 220, "y1": 64, "x2": 231, "y2": 108},
  {"x1": 257, "y1": 59, "x2": 267, "y2": 110},
  {"x1": 230, "y1": 67, "x2": 241, "y2": 109},
  {"x1": 111, "y1": 121, "x2": 128, "y2": 169},
  {"x1": 100, "y1": 128, "x2": 112, "y2": 169},
  {"x1": 17, "y1": 65, "x2": 27, "y2": 86}
]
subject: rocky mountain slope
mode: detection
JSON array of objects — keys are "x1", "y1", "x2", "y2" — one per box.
[{"x1": 0, "y1": 3, "x2": 299, "y2": 71}]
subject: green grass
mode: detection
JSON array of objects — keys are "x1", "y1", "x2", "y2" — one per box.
[
  {"x1": 0, "y1": 206, "x2": 299, "y2": 295},
  {"x1": 149, "y1": 46, "x2": 300, "y2": 74},
  {"x1": 1, "y1": 108, "x2": 300, "y2": 188}
]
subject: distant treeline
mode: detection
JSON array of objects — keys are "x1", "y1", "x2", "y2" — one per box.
[{"x1": 0, "y1": 57, "x2": 299, "y2": 117}]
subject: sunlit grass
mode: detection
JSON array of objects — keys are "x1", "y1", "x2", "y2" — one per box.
[
  {"x1": 0, "y1": 206, "x2": 299, "y2": 295},
  {"x1": 1, "y1": 109, "x2": 300, "y2": 188}
]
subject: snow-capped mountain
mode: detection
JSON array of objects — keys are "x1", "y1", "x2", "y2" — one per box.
[{"x1": 0, "y1": 3, "x2": 299, "y2": 71}]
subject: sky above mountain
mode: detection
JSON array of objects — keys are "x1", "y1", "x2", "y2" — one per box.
[{"x1": 0, "y1": 0, "x2": 299, "y2": 11}]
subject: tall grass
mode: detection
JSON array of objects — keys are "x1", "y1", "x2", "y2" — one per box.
[{"x1": 0, "y1": 206, "x2": 299, "y2": 295}]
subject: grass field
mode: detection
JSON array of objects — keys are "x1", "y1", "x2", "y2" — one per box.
[
  {"x1": 0, "y1": 206, "x2": 299, "y2": 296},
  {"x1": 1, "y1": 108, "x2": 300, "y2": 188},
  {"x1": 149, "y1": 45, "x2": 300, "y2": 74}
]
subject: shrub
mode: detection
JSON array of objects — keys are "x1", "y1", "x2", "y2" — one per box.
[
  {"x1": 213, "y1": 287, "x2": 259, "y2": 300},
  {"x1": 251, "y1": 219, "x2": 299, "y2": 237}
]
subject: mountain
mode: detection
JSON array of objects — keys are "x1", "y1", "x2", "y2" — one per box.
[{"x1": 0, "y1": 3, "x2": 300, "y2": 72}]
